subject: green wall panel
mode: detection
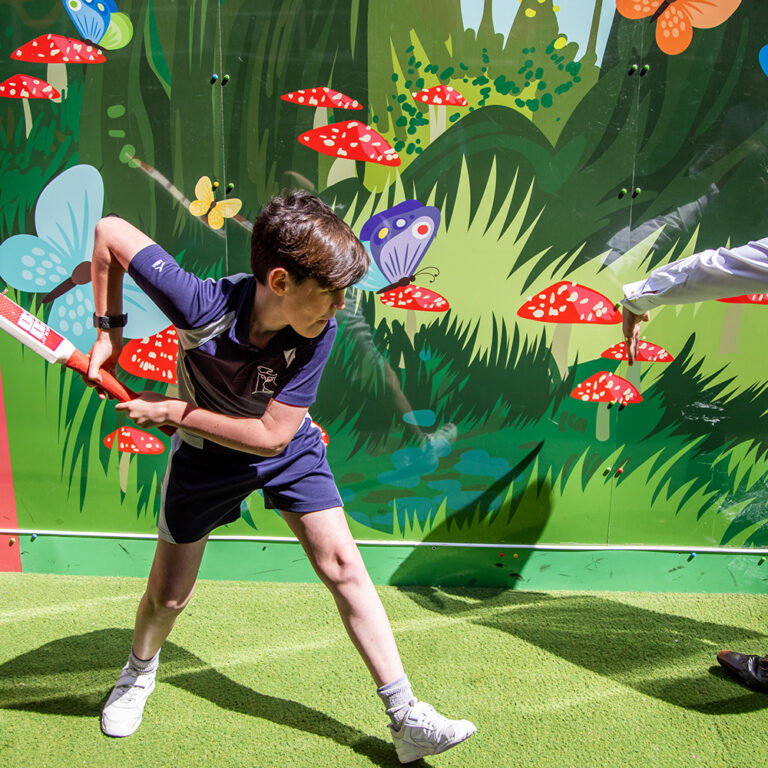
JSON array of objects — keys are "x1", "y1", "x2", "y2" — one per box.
[{"x1": 15, "y1": 532, "x2": 768, "y2": 593}]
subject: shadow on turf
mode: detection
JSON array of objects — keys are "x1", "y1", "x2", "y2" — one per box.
[
  {"x1": 399, "y1": 586, "x2": 768, "y2": 715},
  {"x1": 0, "y1": 629, "x2": 406, "y2": 767}
]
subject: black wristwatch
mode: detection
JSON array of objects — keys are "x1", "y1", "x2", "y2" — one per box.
[{"x1": 93, "y1": 312, "x2": 128, "y2": 330}]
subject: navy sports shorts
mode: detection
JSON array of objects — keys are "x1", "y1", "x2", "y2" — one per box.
[{"x1": 158, "y1": 417, "x2": 342, "y2": 543}]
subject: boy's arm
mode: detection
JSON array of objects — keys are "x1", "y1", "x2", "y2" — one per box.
[
  {"x1": 87, "y1": 217, "x2": 157, "y2": 387},
  {"x1": 88, "y1": 217, "x2": 313, "y2": 454},
  {"x1": 115, "y1": 392, "x2": 308, "y2": 456}
]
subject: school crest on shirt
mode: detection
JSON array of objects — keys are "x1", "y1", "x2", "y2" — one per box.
[{"x1": 252, "y1": 365, "x2": 278, "y2": 396}]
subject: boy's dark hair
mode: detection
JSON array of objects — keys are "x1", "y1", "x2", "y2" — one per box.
[{"x1": 250, "y1": 191, "x2": 369, "y2": 289}]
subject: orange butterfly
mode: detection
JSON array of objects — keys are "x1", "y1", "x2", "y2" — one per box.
[
  {"x1": 188, "y1": 176, "x2": 242, "y2": 229},
  {"x1": 616, "y1": 0, "x2": 741, "y2": 55}
]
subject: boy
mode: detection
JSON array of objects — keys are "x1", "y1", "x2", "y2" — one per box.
[
  {"x1": 85, "y1": 192, "x2": 476, "y2": 763},
  {"x1": 620, "y1": 235, "x2": 768, "y2": 693}
]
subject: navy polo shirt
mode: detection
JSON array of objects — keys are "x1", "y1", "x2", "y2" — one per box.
[{"x1": 128, "y1": 244, "x2": 336, "y2": 449}]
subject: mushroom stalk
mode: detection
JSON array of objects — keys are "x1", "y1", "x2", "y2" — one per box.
[
  {"x1": 429, "y1": 105, "x2": 447, "y2": 143},
  {"x1": 405, "y1": 308, "x2": 417, "y2": 348},
  {"x1": 550, "y1": 323, "x2": 572, "y2": 380},
  {"x1": 46, "y1": 63, "x2": 67, "y2": 101},
  {"x1": 22, "y1": 99, "x2": 32, "y2": 138},
  {"x1": 596, "y1": 403, "x2": 611, "y2": 442},
  {"x1": 118, "y1": 452, "x2": 130, "y2": 493},
  {"x1": 719, "y1": 303, "x2": 743, "y2": 355},
  {"x1": 326, "y1": 157, "x2": 357, "y2": 186},
  {"x1": 626, "y1": 361, "x2": 642, "y2": 391}
]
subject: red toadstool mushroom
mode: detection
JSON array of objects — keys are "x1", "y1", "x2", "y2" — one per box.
[
  {"x1": 411, "y1": 85, "x2": 468, "y2": 142},
  {"x1": 0, "y1": 75, "x2": 60, "y2": 137},
  {"x1": 716, "y1": 294, "x2": 768, "y2": 355},
  {"x1": 379, "y1": 284, "x2": 449, "y2": 312},
  {"x1": 379, "y1": 283, "x2": 449, "y2": 348},
  {"x1": 283, "y1": 87, "x2": 365, "y2": 187},
  {"x1": 11, "y1": 34, "x2": 106, "y2": 101},
  {"x1": 517, "y1": 281, "x2": 621, "y2": 379},
  {"x1": 299, "y1": 119, "x2": 400, "y2": 185},
  {"x1": 601, "y1": 339, "x2": 673, "y2": 364},
  {"x1": 570, "y1": 371, "x2": 642, "y2": 442},
  {"x1": 104, "y1": 426, "x2": 165, "y2": 492},
  {"x1": 119, "y1": 326, "x2": 178, "y2": 387},
  {"x1": 281, "y1": 87, "x2": 362, "y2": 123},
  {"x1": 601, "y1": 339, "x2": 673, "y2": 389}
]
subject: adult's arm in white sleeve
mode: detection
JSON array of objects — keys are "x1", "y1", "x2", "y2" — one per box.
[{"x1": 621, "y1": 237, "x2": 768, "y2": 315}]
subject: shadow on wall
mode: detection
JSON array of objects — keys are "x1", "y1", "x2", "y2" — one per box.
[
  {"x1": 388, "y1": 450, "x2": 553, "y2": 590},
  {"x1": 0, "y1": 629, "x2": 395, "y2": 766},
  {"x1": 398, "y1": 586, "x2": 768, "y2": 714}
]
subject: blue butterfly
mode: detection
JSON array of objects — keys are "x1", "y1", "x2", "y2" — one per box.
[
  {"x1": 62, "y1": 0, "x2": 133, "y2": 50},
  {"x1": 0, "y1": 164, "x2": 169, "y2": 351},
  {"x1": 355, "y1": 200, "x2": 448, "y2": 312}
]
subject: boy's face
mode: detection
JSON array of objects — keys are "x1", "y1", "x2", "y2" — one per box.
[{"x1": 282, "y1": 275, "x2": 347, "y2": 338}]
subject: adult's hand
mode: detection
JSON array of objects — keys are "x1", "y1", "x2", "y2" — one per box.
[{"x1": 622, "y1": 307, "x2": 650, "y2": 365}]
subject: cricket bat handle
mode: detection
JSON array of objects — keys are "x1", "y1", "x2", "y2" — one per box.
[{"x1": 66, "y1": 349, "x2": 176, "y2": 437}]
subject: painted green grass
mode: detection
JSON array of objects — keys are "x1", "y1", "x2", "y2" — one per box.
[{"x1": 2, "y1": 572, "x2": 768, "y2": 768}]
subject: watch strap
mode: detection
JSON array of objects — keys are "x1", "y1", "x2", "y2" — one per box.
[{"x1": 93, "y1": 313, "x2": 128, "y2": 330}]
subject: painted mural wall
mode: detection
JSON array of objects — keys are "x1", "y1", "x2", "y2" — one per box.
[{"x1": 1, "y1": 0, "x2": 767, "y2": 576}]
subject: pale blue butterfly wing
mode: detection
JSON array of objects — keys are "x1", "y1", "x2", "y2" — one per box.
[
  {"x1": 0, "y1": 163, "x2": 167, "y2": 351},
  {"x1": 123, "y1": 276, "x2": 172, "y2": 338},
  {"x1": 47, "y1": 279, "x2": 171, "y2": 351},
  {"x1": 49, "y1": 288, "x2": 96, "y2": 348},
  {"x1": 35, "y1": 164, "x2": 103, "y2": 266},
  {"x1": 353, "y1": 244, "x2": 389, "y2": 292},
  {"x1": 0, "y1": 235, "x2": 71, "y2": 293}
]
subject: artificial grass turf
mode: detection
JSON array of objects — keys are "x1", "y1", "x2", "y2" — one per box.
[{"x1": 1, "y1": 574, "x2": 768, "y2": 768}]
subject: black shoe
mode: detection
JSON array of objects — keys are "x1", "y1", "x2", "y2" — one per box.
[{"x1": 717, "y1": 650, "x2": 768, "y2": 693}]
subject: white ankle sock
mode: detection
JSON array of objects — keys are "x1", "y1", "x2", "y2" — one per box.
[
  {"x1": 129, "y1": 648, "x2": 159, "y2": 673},
  {"x1": 377, "y1": 675, "x2": 413, "y2": 727}
]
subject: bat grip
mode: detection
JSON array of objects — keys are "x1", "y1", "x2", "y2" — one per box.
[{"x1": 67, "y1": 349, "x2": 176, "y2": 437}]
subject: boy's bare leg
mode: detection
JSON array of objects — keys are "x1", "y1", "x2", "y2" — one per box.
[
  {"x1": 102, "y1": 536, "x2": 208, "y2": 737},
  {"x1": 281, "y1": 506, "x2": 477, "y2": 762},
  {"x1": 281, "y1": 506, "x2": 405, "y2": 687},
  {"x1": 132, "y1": 536, "x2": 209, "y2": 659}
]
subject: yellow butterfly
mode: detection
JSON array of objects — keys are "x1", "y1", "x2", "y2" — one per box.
[{"x1": 188, "y1": 176, "x2": 242, "y2": 229}]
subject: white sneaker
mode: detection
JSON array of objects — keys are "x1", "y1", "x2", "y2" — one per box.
[
  {"x1": 101, "y1": 661, "x2": 157, "y2": 737},
  {"x1": 390, "y1": 699, "x2": 476, "y2": 763}
]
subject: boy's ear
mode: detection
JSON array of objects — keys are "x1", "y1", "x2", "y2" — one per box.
[{"x1": 267, "y1": 267, "x2": 290, "y2": 295}]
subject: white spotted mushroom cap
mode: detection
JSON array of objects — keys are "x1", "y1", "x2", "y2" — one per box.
[
  {"x1": 281, "y1": 86, "x2": 361, "y2": 110},
  {"x1": 118, "y1": 326, "x2": 178, "y2": 384},
  {"x1": 299, "y1": 120, "x2": 401, "y2": 166},
  {"x1": 570, "y1": 372, "x2": 642, "y2": 405},
  {"x1": 11, "y1": 34, "x2": 106, "y2": 64},
  {"x1": 412, "y1": 85, "x2": 468, "y2": 107},
  {"x1": 601, "y1": 340, "x2": 673, "y2": 363},
  {"x1": 379, "y1": 284, "x2": 449, "y2": 312},
  {"x1": 517, "y1": 281, "x2": 621, "y2": 325},
  {"x1": 104, "y1": 426, "x2": 166, "y2": 454},
  {"x1": 0, "y1": 74, "x2": 60, "y2": 100}
]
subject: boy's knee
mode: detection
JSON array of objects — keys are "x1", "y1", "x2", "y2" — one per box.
[
  {"x1": 316, "y1": 545, "x2": 367, "y2": 588},
  {"x1": 146, "y1": 585, "x2": 193, "y2": 614}
]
